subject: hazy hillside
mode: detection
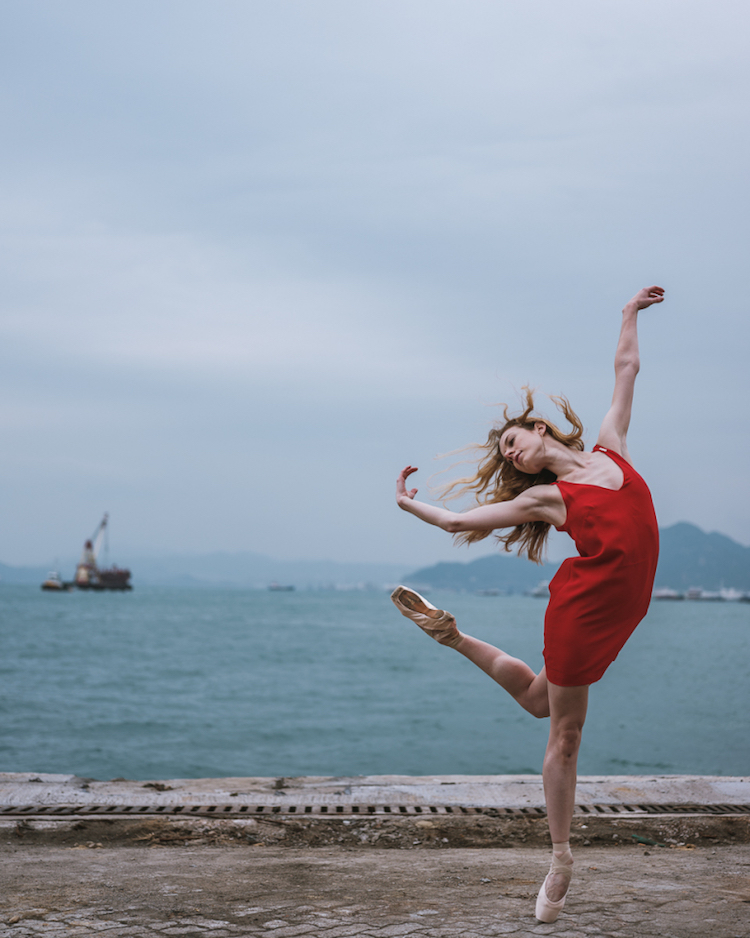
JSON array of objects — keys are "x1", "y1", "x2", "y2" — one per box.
[
  {"x1": 129, "y1": 553, "x2": 409, "y2": 589},
  {"x1": 404, "y1": 552, "x2": 555, "y2": 593},
  {"x1": 653, "y1": 523, "x2": 750, "y2": 590},
  {"x1": 0, "y1": 553, "x2": 409, "y2": 590},
  {"x1": 404, "y1": 522, "x2": 750, "y2": 592},
  {"x1": 1, "y1": 522, "x2": 747, "y2": 590},
  {"x1": 0, "y1": 562, "x2": 52, "y2": 585}
]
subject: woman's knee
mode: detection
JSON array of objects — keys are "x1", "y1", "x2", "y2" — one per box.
[
  {"x1": 518, "y1": 686, "x2": 551, "y2": 719},
  {"x1": 519, "y1": 672, "x2": 550, "y2": 718},
  {"x1": 526, "y1": 700, "x2": 551, "y2": 719},
  {"x1": 549, "y1": 722, "x2": 583, "y2": 758}
]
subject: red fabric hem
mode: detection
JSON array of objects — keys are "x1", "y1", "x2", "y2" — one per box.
[{"x1": 544, "y1": 665, "x2": 605, "y2": 688}]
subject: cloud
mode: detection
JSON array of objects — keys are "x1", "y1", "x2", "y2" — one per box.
[{"x1": 0, "y1": 0, "x2": 748, "y2": 564}]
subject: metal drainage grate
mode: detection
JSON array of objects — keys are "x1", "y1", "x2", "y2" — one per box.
[
  {"x1": 575, "y1": 803, "x2": 750, "y2": 816},
  {"x1": 1, "y1": 803, "x2": 749, "y2": 818}
]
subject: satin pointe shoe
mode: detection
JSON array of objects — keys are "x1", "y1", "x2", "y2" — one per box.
[
  {"x1": 390, "y1": 586, "x2": 463, "y2": 648},
  {"x1": 535, "y1": 849, "x2": 573, "y2": 923}
]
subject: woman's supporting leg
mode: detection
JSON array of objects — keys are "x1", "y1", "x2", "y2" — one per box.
[
  {"x1": 541, "y1": 682, "x2": 589, "y2": 902},
  {"x1": 453, "y1": 634, "x2": 551, "y2": 718}
]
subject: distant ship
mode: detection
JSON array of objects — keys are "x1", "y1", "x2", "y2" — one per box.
[
  {"x1": 268, "y1": 582, "x2": 294, "y2": 592},
  {"x1": 41, "y1": 571, "x2": 72, "y2": 592},
  {"x1": 652, "y1": 586, "x2": 748, "y2": 602},
  {"x1": 41, "y1": 514, "x2": 132, "y2": 591},
  {"x1": 526, "y1": 580, "x2": 550, "y2": 598},
  {"x1": 651, "y1": 587, "x2": 684, "y2": 600}
]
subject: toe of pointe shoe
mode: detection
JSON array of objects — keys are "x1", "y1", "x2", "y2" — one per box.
[
  {"x1": 390, "y1": 586, "x2": 441, "y2": 618},
  {"x1": 390, "y1": 586, "x2": 461, "y2": 646},
  {"x1": 535, "y1": 879, "x2": 566, "y2": 923}
]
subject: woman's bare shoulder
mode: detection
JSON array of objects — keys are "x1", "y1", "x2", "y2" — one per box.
[
  {"x1": 517, "y1": 483, "x2": 564, "y2": 512},
  {"x1": 518, "y1": 483, "x2": 566, "y2": 527},
  {"x1": 521, "y1": 483, "x2": 563, "y2": 501},
  {"x1": 595, "y1": 432, "x2": 634, "y2": 466}
]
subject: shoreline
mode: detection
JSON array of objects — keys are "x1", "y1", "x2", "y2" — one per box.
[
  {"x1": 3, "y1": 771, "x2": 748, "y2": 808},
  {"x1": 3, "y1": 773, "x2": 748, "y2": 850}
]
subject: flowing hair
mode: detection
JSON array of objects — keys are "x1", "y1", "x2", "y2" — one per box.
[{"x1": 438, "y1": 387, "x2": 585, "y2": 564}]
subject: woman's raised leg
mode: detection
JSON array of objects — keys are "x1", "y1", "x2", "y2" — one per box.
[
  {"x1": 391, "y1": 587, "x2": 551, "y2": 718},
  {"x1": 452, "y1": 634, "x2": 551, "y2": 718}
]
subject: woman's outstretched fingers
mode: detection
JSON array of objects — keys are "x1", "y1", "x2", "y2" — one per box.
[
  {"x1": 396, "y1": 465, "x2": 419, "y2": 501},
  {"x1": 631, "y1": 285, "x2": 665, "y2": 309}
]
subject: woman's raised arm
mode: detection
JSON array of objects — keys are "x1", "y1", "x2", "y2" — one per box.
[
  {"x1": 395, "y1": 466, "x2": 564, "y2": 532},
  {"x1": 596, "y1": 286, "x2": 664, "y2": 462}
]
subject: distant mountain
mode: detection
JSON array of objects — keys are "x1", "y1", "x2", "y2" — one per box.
[
  {"x1": 0, "y1": 552, "x2": 410, "y2": 590},
  {"x1": 654, "y1": 523, "x2": 750, "y2": 590},
  {"x1": 404, "y1": 552, "x2": 554, "y2": 593},
  {"x1": 403, "y1": 523, "x2": 750, "y2": 592},
  {"x1": 0, "y1": 562, "x2": 52, "y2": 585},
  {"x1": 1, "y1": 522, "x2": 747, "y2": 591},
  {"x1": 129, "y1": 552, "x2": 410, "y2": 589}
]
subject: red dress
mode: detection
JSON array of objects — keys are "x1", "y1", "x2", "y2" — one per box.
[{"x1": 544, "y1": 445, "x2": 659, "y2": 687}]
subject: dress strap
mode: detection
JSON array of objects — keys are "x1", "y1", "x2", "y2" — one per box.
[{"x1": 593, "y1": 444, "x2": 632, "y2": 474}]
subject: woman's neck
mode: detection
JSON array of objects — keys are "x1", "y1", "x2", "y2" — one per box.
[{"x1": 542, "y1": 440, "x2": 589, "y2": 480}]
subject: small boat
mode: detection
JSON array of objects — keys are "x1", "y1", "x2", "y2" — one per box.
[
  {"x1": 40, "y1": 571, "x2": 72, "y2": 592},
  {"x1": 719, "y1": 588, "x2": 745, "y2": 602},
  {"x1": 652, "y1": 587, "x2": 684, "y2": 600},
  {"x1": 526, "y1": 580, "x2": 550, "y2": 598},
  {"x1": 685, "y1": 587, "x2": 722, "y2": 601}
]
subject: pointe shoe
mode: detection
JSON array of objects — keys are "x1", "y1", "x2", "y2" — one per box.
[
  {"x1": 390, "y1": 586, "x2": 463, "y2": 648},
  {"x1": 535, "y1": 850, "x2": 573, "y2": 923}
]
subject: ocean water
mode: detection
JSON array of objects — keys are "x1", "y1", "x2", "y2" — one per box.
[{"x1": 0, "y1": 585, "x2": 748, "y2": 780}]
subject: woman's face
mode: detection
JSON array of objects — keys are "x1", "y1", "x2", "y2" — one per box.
[{"x1": 499, "y1": 423, "x2": 548, "y2": 473}]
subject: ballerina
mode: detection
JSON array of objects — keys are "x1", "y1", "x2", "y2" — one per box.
[{"x1": 391, "y1": 286, "x2": 664, "y2": 922}]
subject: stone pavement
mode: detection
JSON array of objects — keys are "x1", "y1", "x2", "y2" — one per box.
[
  {"x1": 1, "y1": 843, "x2": 749, "y2": 938},
  {"x1": 2, "y1": 774, "x2": 749, "y2": 937}
]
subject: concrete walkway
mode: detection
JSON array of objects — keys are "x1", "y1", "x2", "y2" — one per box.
[
  {"x1": 2, "y1": 844, "x2": 749, "y2": 938},
  {"x1": 2, "y1": 775, "x2": 749, "y2": 937}
]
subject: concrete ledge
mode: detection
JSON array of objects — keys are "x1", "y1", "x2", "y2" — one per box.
[{"x1": 1, "y1": 772, "x2": 748, "y2": 809}]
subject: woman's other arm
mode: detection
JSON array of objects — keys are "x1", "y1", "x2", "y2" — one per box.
[
  {"x1": 395, "y1": 466, "x2": 565, "y2": 531},
  {"x1": 596, "y1": 286, "x2": 664, "y2": 463}
]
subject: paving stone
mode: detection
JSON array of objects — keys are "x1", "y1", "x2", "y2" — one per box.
[
  {"x1": 2, "y1": 844, "x2": 750, "y2": 938},
  {"x1": 256, "y1": 927, "x2": 318, "y2": 938},
  {"x1": 368, "y1": 927, "x2": 425, "y2": 937},
  {"x1": 315, "y1": 926, "x2": 374, "y2": 937}
]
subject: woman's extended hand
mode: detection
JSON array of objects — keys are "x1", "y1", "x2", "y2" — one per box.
[
  {"x1": 396, "y1": 465, "x2": 419, "y2": 505},
  {"x1": 626, "y1": 285, "x2": 665, "y2": 311}
]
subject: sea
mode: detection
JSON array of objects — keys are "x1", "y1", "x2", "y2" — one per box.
[{"x1": 1, "y1": 585, "x2": 748, "y2": 781}]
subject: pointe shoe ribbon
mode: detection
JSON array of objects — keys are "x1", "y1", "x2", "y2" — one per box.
[
  {"x1": 390, "y1": 586, "x2": 463, "y2": 648},
  {"x1": 535, "y1": 850, "x2": 573, "y2": 923}
]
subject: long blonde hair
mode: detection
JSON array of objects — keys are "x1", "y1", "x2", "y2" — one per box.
[{"x1": 439, "y1": 387, "x2": 585, "y2": 563}]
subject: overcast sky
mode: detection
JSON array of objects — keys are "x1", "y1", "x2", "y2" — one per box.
[{"x1": 1, "y1": 0, "x2": 748, "y2": 568}]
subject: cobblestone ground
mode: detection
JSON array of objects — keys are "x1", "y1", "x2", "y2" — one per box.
[{"x1": 1, "y1": 845, "x2": 749, "y2": 938}]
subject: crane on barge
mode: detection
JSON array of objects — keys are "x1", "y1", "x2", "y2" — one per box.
[
  {"x1": 73, "y1": 514, "x2": 132, "y2": 590},
  {"x1": 42, "y1": 514, "x2": 133, "y2": 591}
]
